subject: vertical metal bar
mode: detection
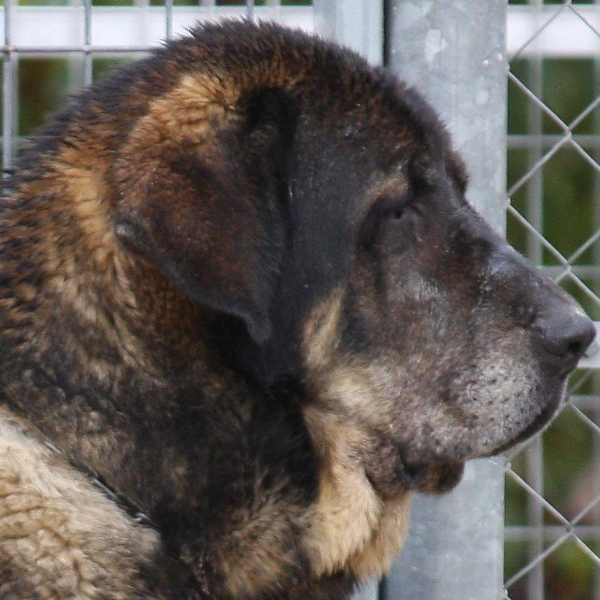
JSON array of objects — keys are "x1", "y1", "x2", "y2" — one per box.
[
  {"x1": 525, "y1": 438, "x2": 544, "y2": 600},
  {"x1": 525, "y1": 0, "x2": 544, "y2": 267},
  {"x1": 166, "y1": 0, "x2": 174, "y2": 41},
  {"x1": 387, "y1": 459, "x2": 505, "y2": 600},
  {"x1": 593, "y1": 4, "x2": 600, "y2": 596},
  {"x1": 352, "y1": 581, "x2": 379, "y2": 600},
  {"x1": 524, "y1": 3, "x2": 544, "y2": 597},
  {"x1": 386, "y1": 2, "x2": 508, "y2": 599},
  {"x1": 67, "y1": 0, "x2": 84, "y2": 93},
  {"x1": 313, "y1": 0, "x2": 384, "y2": 66},
  {"x1": 83, "y1": 0, "x2": 93, "y2": 85},
  {"x1": 387, "y1": 0, "x2": 507, "y2": 230},
  {"x1": 594, "y1": 397, "x2": 600, "y2": 598},
  {"x1": 247, "y1": 0, "x2": 256, "y2": 23},
  {"x1": 2, "y1": 0, "x2": 15, "y2": 172}
]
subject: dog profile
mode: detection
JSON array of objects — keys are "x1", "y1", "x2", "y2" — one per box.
[{"x1": 0, "y1": 20, "x2": 594, "y2": 599}]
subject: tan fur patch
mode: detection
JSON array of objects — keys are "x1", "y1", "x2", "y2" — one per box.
[
  {"x1": 302, "y1": 406, "x2": 411, "y2": 581},
  {"x1": 125, "y1": 73, "x2": 232, "y2": 159},
  {"x1": 301, "y1": 293, "x2": 411, "y2": 581},
  {"x1": 213, "y1": 479, "x2": 310, "y2": 599},
  {"x1": 347, "y1": 494, "x2": 411, "y2": 580},
  {"x1": 20, "y1": 144, "x2": 159, "y2": 378},
  {"x1": 303, "y1": 290, "x2": 345, "y2": 373},
  {"x1": 0, "y1": 408, "x2": 159, "y2": 599}
]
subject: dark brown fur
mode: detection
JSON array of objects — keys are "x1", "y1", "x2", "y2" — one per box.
[{"x1": 0, "y1": 20, "x2": 594, "y2": 599}]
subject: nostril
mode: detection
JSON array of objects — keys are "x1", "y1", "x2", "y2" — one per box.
[
  {"x1": 535, "y1": 310, "x2": 596, "y2": 369},
  {"x1": 567, "y1": 340, "x2": 583, "y2": 357}
]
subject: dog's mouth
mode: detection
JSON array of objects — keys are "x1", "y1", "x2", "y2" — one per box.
[
  {"x1": 364, "y1": 441, "x2": 465, "y2": 498},
  {"x1": 362, "y1": 376, "x2": 567, "y2": 500},
  {"x1": 484, "y1": 391, "x2": 564, "y2": 459},
  {"x1": 394, "y1": 460, "x2": 465, "y2": 495}
]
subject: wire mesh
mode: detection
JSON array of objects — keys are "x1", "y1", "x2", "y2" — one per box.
[
  {"x1": 505, "y1": 2, "x2": 600, "y2": 599},
  {"x1": 0, "y1": 0, "x2": 316, "y2": 173}
]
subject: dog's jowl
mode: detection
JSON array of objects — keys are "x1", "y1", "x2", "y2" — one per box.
[{"x1": 0, "y1": 21, "x2": 594, "y2": 600}]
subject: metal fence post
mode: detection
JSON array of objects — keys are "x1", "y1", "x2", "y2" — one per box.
[
  {"x1": 385, "y1": 1, "x2": 508, "y2": 599},
  {"x1": 313, "y1": 0, "x2": 384, "y2": 65}
]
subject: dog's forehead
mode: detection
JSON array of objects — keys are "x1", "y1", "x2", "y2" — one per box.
[
  {"x1": 301, "y1": 106, "x2": 455, "y2": 212},
  {"x1": 291, "y1": 72, "x2": 456, "y2": 187}
]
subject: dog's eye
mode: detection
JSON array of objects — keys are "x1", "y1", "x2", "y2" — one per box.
[
  {"x1": 379, "y1": 200, "x2": 413, "y2": 226},
  {"x1": 375, "y1": 193, "x2": 411, "y2": 220},
  {"x1": 377, "y1": 199, "x2": 423, "y2": 250},
  {"x1": 382, "y1": 207, "x2": 406, "y2": 221},
  {"x1": 360, "y1": 198, "x2": 415, "y2": 250}
]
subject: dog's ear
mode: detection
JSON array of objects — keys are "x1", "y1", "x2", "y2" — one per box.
[{"x1": 114, "y1": 89, "x2": 297, "y2": 344}]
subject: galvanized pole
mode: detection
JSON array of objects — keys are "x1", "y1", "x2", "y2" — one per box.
[
  {"x1": 313, "y1": 0, "x2": 384, "y2": 66},
  {"x1": 386, "y1": 0, "x2": 507, "y2": 229},
  {"x1": 386, "y1": 1, "x2": 508, "y2": 599}
]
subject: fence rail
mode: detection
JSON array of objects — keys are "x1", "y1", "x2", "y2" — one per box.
[
  {"x1": 2, "y1": 5, "x2": 599, "y2": 57},
  {"x1": 0, "y1": 6, "x2": 313, "y2": 53}
]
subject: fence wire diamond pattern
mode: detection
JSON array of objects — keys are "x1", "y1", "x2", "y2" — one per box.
[{"x1": 505, "y1": 2, "x2": 600, "y2": 599}]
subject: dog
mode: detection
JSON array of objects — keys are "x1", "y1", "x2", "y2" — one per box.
[{"x1": 0, "y1": 20, "x2": 594, "y2": 600}]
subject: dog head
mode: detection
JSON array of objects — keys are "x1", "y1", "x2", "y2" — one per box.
[{"x1": 102, "y1": 22, "x2": 595, "y2": 496}]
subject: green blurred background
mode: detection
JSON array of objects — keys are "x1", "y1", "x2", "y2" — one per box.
[{"x1": 506, "y1": 2, "x2": 600, "y2": 598}]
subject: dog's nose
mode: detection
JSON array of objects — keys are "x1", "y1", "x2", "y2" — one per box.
[{"x1": 533, "y1": 307, "x2": 596, "y2": 372}]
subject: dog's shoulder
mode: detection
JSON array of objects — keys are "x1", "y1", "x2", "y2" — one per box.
[{"x1": 0, "y1": 407, "x2": 169, "y2": 599}]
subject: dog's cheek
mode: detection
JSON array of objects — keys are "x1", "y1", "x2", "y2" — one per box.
[
  {"x1": 338, "y1": 254, "x2": 432, "y2": 354},
  {"x1": 444, "y1": 345, "x2": 554, "y2": 455},
  {"x1": 348, "y1": 254, "x2": 542, "y2": 458}
]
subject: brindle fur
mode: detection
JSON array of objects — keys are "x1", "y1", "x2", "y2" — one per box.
[{"x1": 0, "y1": 20, "x2": 593, "y2": 600}]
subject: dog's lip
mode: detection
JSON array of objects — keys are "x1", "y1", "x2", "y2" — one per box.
[
  {"x1": 363, "y1": 444, "x2": 431, "y2": 497},
  {"x1": 481, "y1": 391, "x2": 563, "y2": 458},
  {"x1": 395, "y1": 460, "x2": 430, "y2": 487},
  {"x1": 364, "y1": 443, "x2": 464, "y2": 497},
  {"x1": 401, "y1": 459, "x2": 465, "y2": 495}
]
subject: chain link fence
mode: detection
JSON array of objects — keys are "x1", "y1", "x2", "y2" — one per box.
[
  {"x1": 2, "y1": 0, "x2": 600, "y2": 598},
  {"x1": 505, "y1": 2, "x2": 600, "y2": 599}
]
